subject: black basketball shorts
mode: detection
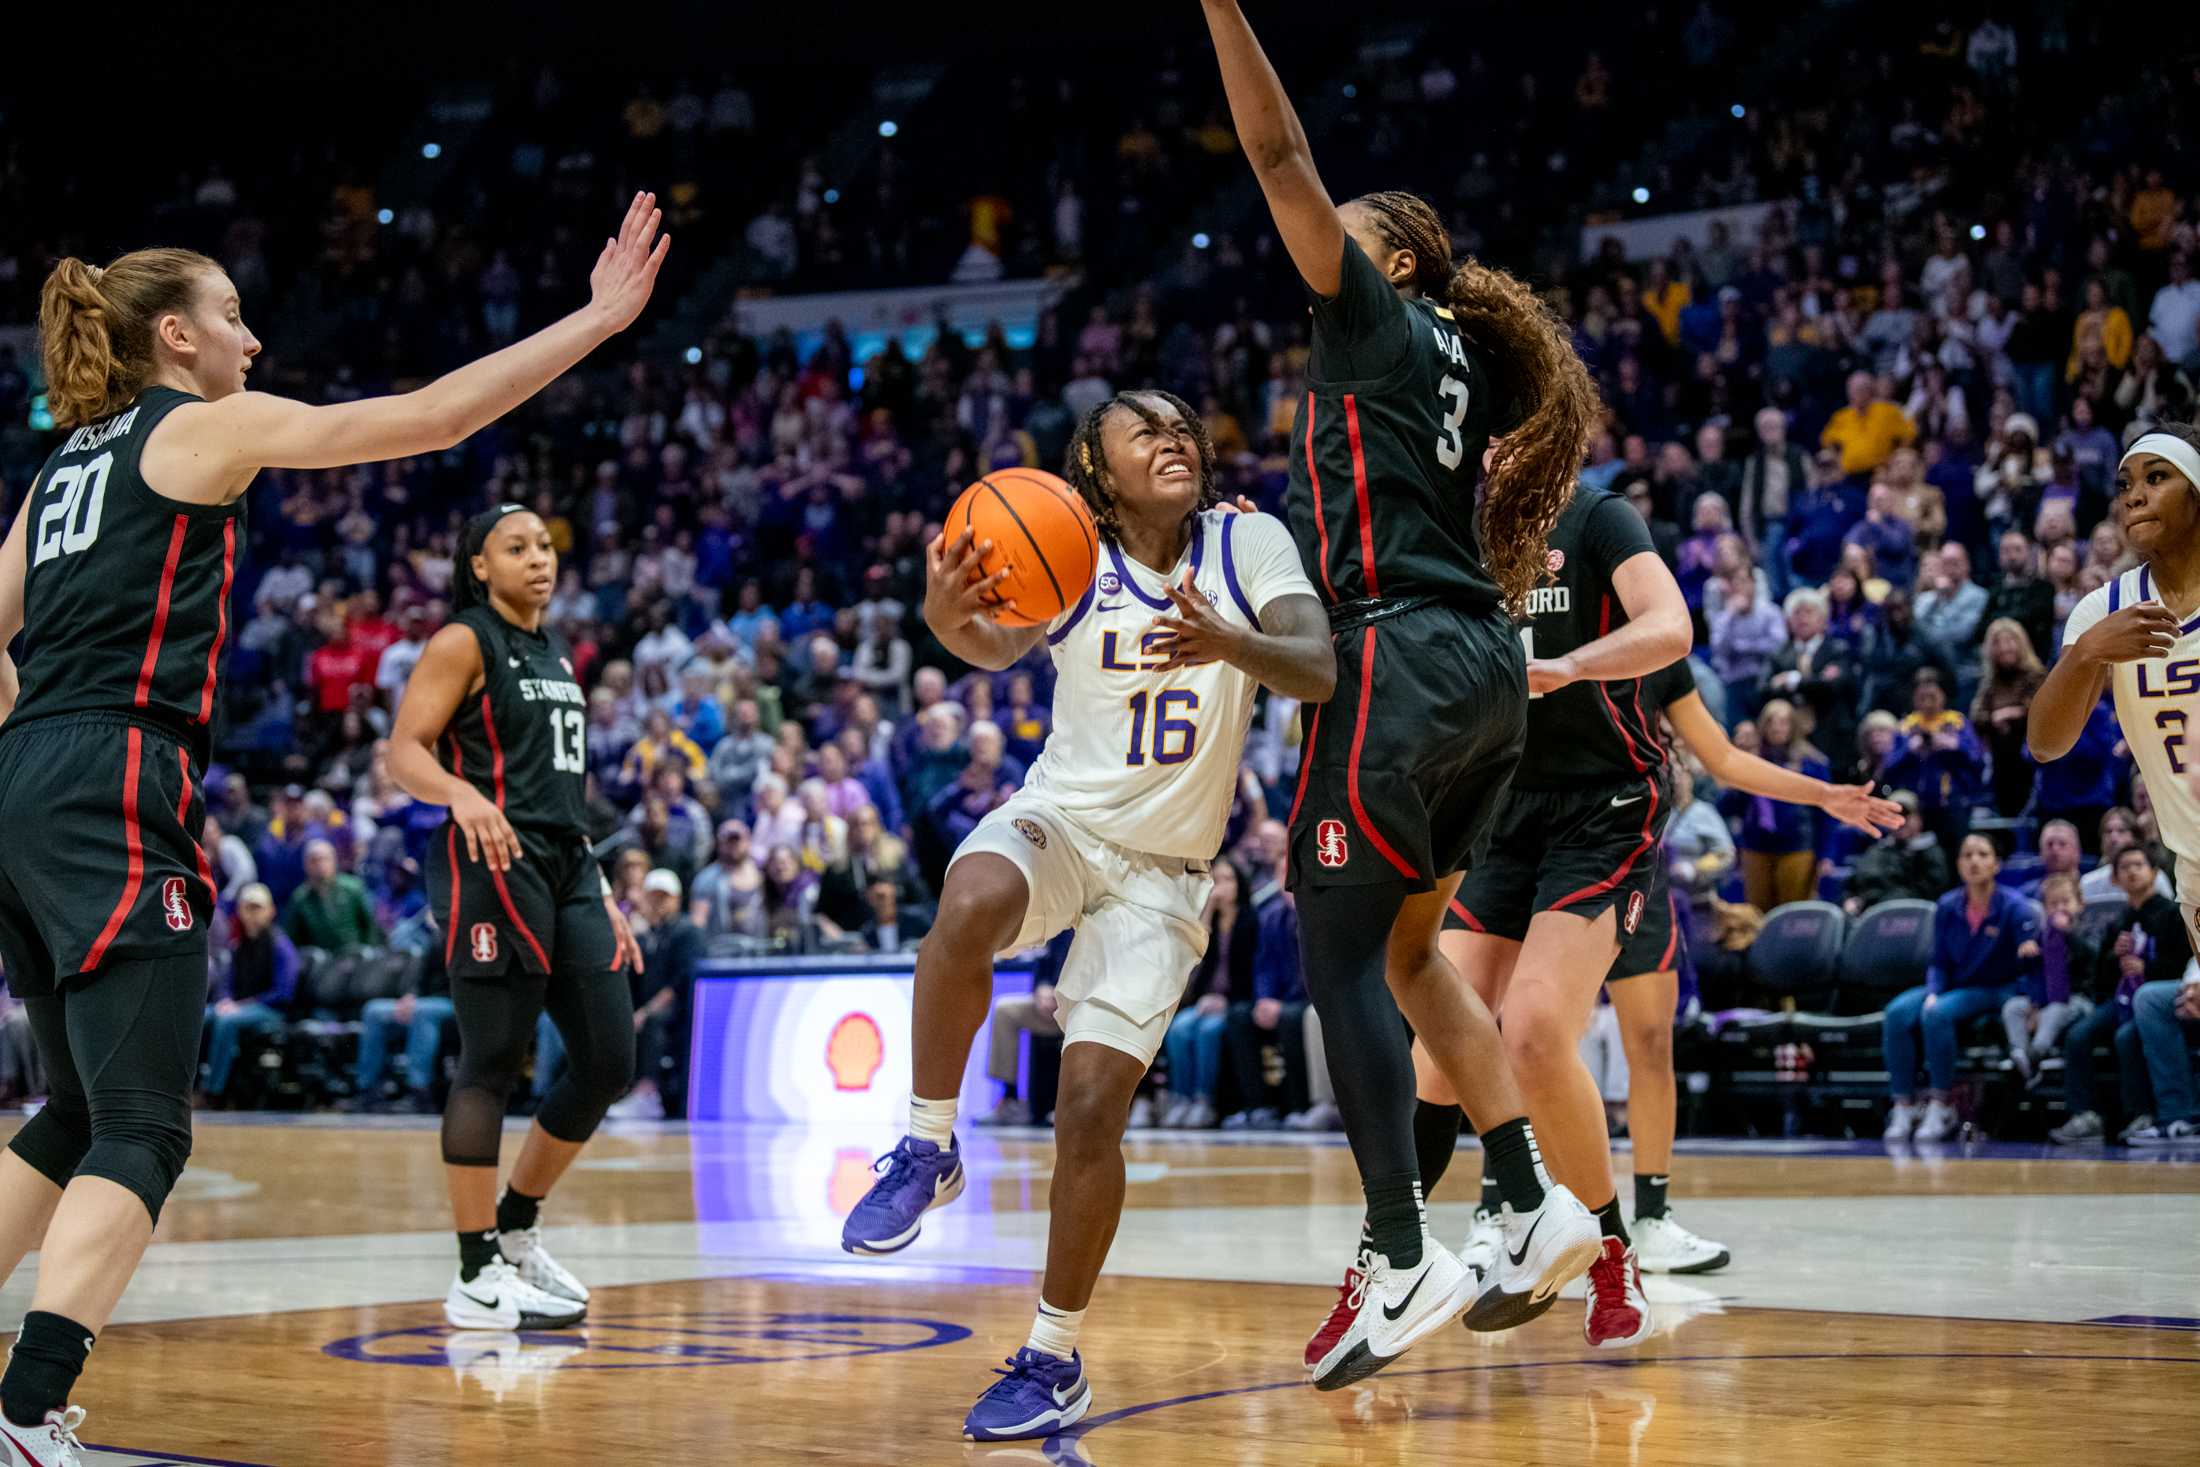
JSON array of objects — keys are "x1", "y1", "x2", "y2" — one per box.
[
  {"x1": 429, "y1": 824, "x2": 615, "y2": 980},
  {"x1": 0, "y1": 715, "x2": 215, "y2": 993},
  {"x1": 1288, "y1": 604, "x2": 1527, "y2": 895},
  {"x1": 1444, "y1": 774, "x2": 1670, "y2": 943},
  {"x1": 1609, "y1": 870, "x2": 1681, "y2": 978}
]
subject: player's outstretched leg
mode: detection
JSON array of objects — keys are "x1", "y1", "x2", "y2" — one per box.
[
  {"x1": 1609, "y1": 971, "x2": 1728, "y2": 1275},
  {"x1": 843, "y1": 855, "x2": 1027, "y2": 1256},
  {"x1": 964, "y1": 1037, "x2": 1146, "y2": 1439}
]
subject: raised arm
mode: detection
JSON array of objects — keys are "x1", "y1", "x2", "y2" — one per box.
[
  {"x1": 923, "y1": 528, "x2": 1046, "y2": 673},
  {"x1": 387, "y1": 624, "x2": 522, "y2": 871},
  {"x1": 1527, "y1": 552, "x2": 1694, "y2": 695},
  {"x1": 147, "y1": 193, "x2": 670, "y2": 502},
  {"x1": 1201, "y1": 0, "x2": 1346, "y2": 296},
  {"x1": 2028, "y1": 600, "x2": 2176, "y2": 760},
  {"x1": 1666, "y1": 690, "x2": 1903, "y2": 836}
]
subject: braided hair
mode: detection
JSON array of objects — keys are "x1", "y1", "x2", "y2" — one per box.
[
  {"x1": 451, "y1": 504, "x2": 534, "y2": 613},
  {"x1": 1349, "y1": 190, "x2": 1600, "y2": 619},
  {"x1": 1062, "y1": 390, "x2": 1220, "y2": 542}
]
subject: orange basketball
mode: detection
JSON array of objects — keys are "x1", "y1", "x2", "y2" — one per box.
[{"x1": 946, "y1": 468, "x2": 1099, "y2": 627}]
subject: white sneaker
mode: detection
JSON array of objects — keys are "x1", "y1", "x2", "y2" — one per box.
[
  {"x1": 444, "y1": 1258, "x2": 587, "y2": 1330},
  {"x1": 500, "y1": 1223, "x2": 589, "y2": 1304},
  {"x1": 0, "y1": 1406, "x2": 85, "y2": 1467},
  {"x1": 2124, "y1": 1118, "x2": 2200, "y2": 1146},
  {"x1": 1462, "y1": 1183, "x2": 1602, "y2": 1333},
  {"x1": 1159, "y1": 1096, "x2": 1193, "y2": 1128},
  {"x1": 1306, "y1": 1238, "x2": 1476, "y2": 1390},
  {"x1": 2117, "y1": 1112, "x2": 2157, "y2": 1144},
  {"x1": 1127, "y1": 1095, "x2": 1157, "y2": 1130},
  {"x1": 1283, "y1": 1101, "x2": 1343, "y2": 1131},
  {"x1": 1181, "y1": 1098, "x2": 1218, "y2": 1129},
  {"x1": 1457, "y1": 1206, "x2": 1503, "y2": 1284},
  {"x1": 1882, "y1": 1101, "x2": 1918, "y2": 1141},
  {"x1": 2049, "y1": 1110, "x2": 2105, "y2": 1144},
  {"x1": 604, "y1": 1087, "x2": 662, "y2": 1121},
  {"x1": 445, "y1": 1330, "x2": 586, "y2": 1403},
  {"x1": 1631, "y1": 1212, "x2": 1732, "y2": 1274},
  {"x1": 1913, "y1": 1099, "x2": 1960, "y2": 1141},
  {"x1": 2009, "y1": 1047, "x2": 2035, "y2": 1084}
]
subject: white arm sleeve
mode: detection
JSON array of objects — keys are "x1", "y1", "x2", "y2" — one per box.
[{"x1": 1232, "y1": 512, "x2": 1319, "y2": 620}]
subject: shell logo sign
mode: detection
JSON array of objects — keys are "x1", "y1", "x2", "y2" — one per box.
[{"x1": 826, "y1": 1012, "x2": 885, "y2": 1091}]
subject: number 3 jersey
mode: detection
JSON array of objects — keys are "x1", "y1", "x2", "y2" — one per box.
[
  {"x1": 11, "y1": 386, "x2": 244, "y2": 768},
  {"x1": 443, "y1": 606, "x2": 590, "y2": 837},
  {"x1": 1022, "y1": 509, "x2": 1315, "y2": 860},
  {"x1": 2064, "y1": 564, "x2": 2200, "y2": 905}
]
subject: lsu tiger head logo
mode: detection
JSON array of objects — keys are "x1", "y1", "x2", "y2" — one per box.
[
  {"x1": 1012, "y1": 818, "x2": 1048, "y2": 850},
  {"x1": 827, "y1": 1012, "x2": 885, "y2": 1092},
  {"x1": 1316, "y1": 819, "x2": 1349, "y2": 869},
  {"x1": 161, "y1": 877, "x2": 193, "y2": 933},
  {"x1": 471, "y1": 923, "x2": 500, "y2": 964}
]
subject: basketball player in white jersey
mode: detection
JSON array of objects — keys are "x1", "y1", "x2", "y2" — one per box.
[
  {"x1": 2033, "y1": 424, "x2": 2200, "y2": 929},
  {"x1": 840, "y1": 391, "x2": 1334, "y2": 1440}
]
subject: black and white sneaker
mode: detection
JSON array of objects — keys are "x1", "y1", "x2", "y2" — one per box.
[
  {"x1": 501, "y1": 1223, "x2": 589, "y2": 1304},
  {"x1": 1305, "y1": 1237, "x2": 1476, "y2": 1391},
  {"x1": 444, "y1": 1259, "x2": 587, "y2": 1330},
  {"x1": 1461, "y1": 1183, "x2": 1601, "y2": 1333}
]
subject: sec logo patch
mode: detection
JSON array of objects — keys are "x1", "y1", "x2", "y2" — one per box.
[
  {"x1": 1623, "y1": 889, "x2": 1646, "y2": 935},
  {"x1": 1012, "y1": 818, "x2": 1048, "y2": 850}
]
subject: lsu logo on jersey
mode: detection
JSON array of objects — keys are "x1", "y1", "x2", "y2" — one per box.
[
  {"x1": 1316, "y1": 819, "x2": 1349, "y2": 868},
  {"x1": 2136, "y1": 659, "x2": 2200, "y2": 697},
  {"x1": 161, "y1": 877, "x2": 193, "y2": 933},
  {"x1": 471, "y1": 924, "x2": 500, "y2": 964},
  {"x1": 1623, "y1": 889, "x2": 1646, "y2": 935}
]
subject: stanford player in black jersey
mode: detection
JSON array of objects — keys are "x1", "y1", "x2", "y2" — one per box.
[
  {"x1": 388, "y1": 506, "x2": 645, "y2": 1333},
  {"x1": 1204, "y1": 0, "x2": 1608, "y2": 1387},
  {"x1": 0, "y1": 197, "x2": 664, "y2": 1461}
]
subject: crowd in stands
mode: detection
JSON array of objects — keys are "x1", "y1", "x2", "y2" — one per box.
[{"x1": 1, "y1": 3, "x2": 2197, "y2": 1140}]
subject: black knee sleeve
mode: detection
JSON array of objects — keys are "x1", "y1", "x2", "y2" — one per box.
[
  {"x1": 1296, "y1": 879, "x2": 1420, "y2": 1182},
  {"x1": 7, "y1": 1096, "x2": 92, "y2": 1190},
  {"x1": 443, "y1": 971, "x2": 545, "y2": 1167},
  {"x1": 536, "y1": 1008, "x2": 636, "y2": 1144},
  {"x1": 78, "y1": 1089, "x2": 194, "y2": 1225}
]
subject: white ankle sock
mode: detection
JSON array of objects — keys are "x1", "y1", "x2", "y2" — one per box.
[
  {"x1": 909, "y1": 1095, "x2": 958, "y2": 1145},
  {"x1": 1025, "y1": 1299, "x2": 1084, "y2": 1359}
]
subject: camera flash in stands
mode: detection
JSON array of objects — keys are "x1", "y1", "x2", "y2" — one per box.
[
  {"x1": 1970, "y1": 224, "x2": 1987, "y2": 241},
  {"x1": 1193, "y1": 233, "x2": 1211, "y2": 250},
  {"x1": 421, "y1": 142, "x2": 442, "y2": 160},
  {"x1": 684, "y1": 347, "x2": 703, "y2": 365},
  {"x1": 1730, "y1": 103, "x2": 1745, "y2": 119},
  {"x1": 376, "y1": 208, "x2": 393, "y2": 225},
  {"x1": 1632, "y1": 187, "x2": 1651, "y2": 204},
  {"x1": 878, "y1": 120, "x2": 898, "y2": 138}
]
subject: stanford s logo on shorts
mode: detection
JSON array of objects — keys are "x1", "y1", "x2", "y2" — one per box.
[
  {"x1": 1316, "y1": 819, "x2": 1349, "y2": 869},
  {"x1": 1623, "y1": 889, "x2": 1646, "y2": 935},
  {"x1": 471, "y1": 923, "x2": 500, "y2": 963},
  {"x1": 161, "y1": 877, "x2": 193, "y2": 933}
]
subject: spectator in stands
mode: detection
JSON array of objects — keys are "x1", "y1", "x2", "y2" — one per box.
[
  {"x1": 614, "y1": 870, "x2": 702, "y2": 1119},
  {"x1": 760, "y1": 845, "x2": 818, "y2": 948},
  {"x1": 1708, "y1": 563, "x2": 1786, "y2": 716},
  {"x1": 284, "y1": 840, "x2": 382, "y2": 957},
  {"x1": 860, "y1": 875, "x2": 930, "y2": 956},
  {"x1": 2036, "y1": 693, "x2": 2122, "y2": 852},
  {"x1": 2025, "y1": 821, "x2": 2085, "y2": 901},
  {"x1": 750, "y1": 773, "x2": 806, "y2": 853},
  {"x1": 669, "y1": 665, "x2": 727, "y2": 751},
  {"x1": 621, "y1": 709, "x2": 708, "y2": 797},
  {"x1": 690, "y1": 819, "x2": 766, "y2": 944},
  {"x1": 2053, "y1": 844, "x2": 2191, "y2": 1143},
  {"x1": 202, "y1": 815, "x2": 258, "y2": 907},
  {"x1": 915, "y1": 720, "x2": 1016, "y2": 888},
  {"x1": 1822, "y1": 371, "x2": 1917, "y2": 480},
  {"x1": 255, "y1": 786, "x2": 315, "y2": 911},
  {"x1": 2067, "y1": 277, "x2": 2133, "y2": 379},
  {"x1": 204, "y1": 885, "x2": 301, "y2": 1105},
  {"x1": 1843, "y1": 789, "x2": 1951, "y2": 914},
  {"x1": 977, "y1": 931, "x2": 1072, "y2": 1129},
  {"x1": 2080, "y1": 808, "x2": 2170, "y2": 903},
  {"x1": 2115, "y1": 333, "x2": 2197, "y2": 430},
  {"x1": 1885, "y1": 668, "x2": 1987, "y2": 854},
  {"x1": 1160, "y1": 858, "x2": 1256, "y2": 1130},
  {"x1": 1740, "y1": 406, "x2": 1810, "y2": 597},
  {"x1": 1883, "y1": 834, "x2": 2042, "y2": 1143},
  {"x1": 2126, "y1": 965, "x2": 2200, "y2": 1144},
  {"x1": 1844, "y1": 483, "x2": 1918, "y2": 592},
  {"x1": 708, "y1": 699, "x2": 775, "y2": 809},
  {"x1": 1674, "y1": 495, "x2": 1731, "y2": 613},
  {"x1": 1858, "y1": 590, "x2": 1947, "y2": 716},
  {"x1": 1972, "y1": 619, "x2": 2047, "y2": 817},
  {"x1": 1986, "y1": 531, "x2": 2058, "y2": 664},
  {"x1": 818, "y1": 803, "x2": 929, "y2": 935},
  {"x1": 1221, "y1": 821, "x2": 1311, "y2": 1130},
  {"x1": 1914, "y1": 543, "x2": 1989, "y2": 692},
  {"x1": 349, "y1": 946, "x2": 454, "y2": 1113},
  {"x1": 1733, "y1": 699, "x2": 1826, "y2": 911},
  {"x1": 1765, "y1": 587, "x2": 1859, "y2": 761},
  {"x1": 2005, "y1": 873, "x2": 2092, "y2": 1087}
]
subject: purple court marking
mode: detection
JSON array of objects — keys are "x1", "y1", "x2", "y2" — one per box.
[
  {"x1": 2088, "y1": 1315, "x2": 2200, "y2": 1330},
  {"x1": 324, "y1": 1312, "x2": 969, "y2": 1369},
  {"x1": 83, "y1": 1448, "x2": 278, "y2": 1467},
  {"x1": 1060, "y1": 1350, "x2": 2200, "y2": 1441}
]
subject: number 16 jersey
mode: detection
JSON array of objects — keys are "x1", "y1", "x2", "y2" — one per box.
[
  {"x1": 2064, "y1": 564, "x2": 2200, "y2": 907},
  {"x1": 444, "y1": 606, "x2": 590, "y2": 836},
  {"x1": 1023, "y1": 509, "x2": 1314, "y2": 860}
]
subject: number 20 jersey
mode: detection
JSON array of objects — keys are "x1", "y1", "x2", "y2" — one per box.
[
  {"x1": 1023, "y1": 509, "x2": 1315, "y2": 860},
  {"x1": 443, "y1": 605, "x2": 590, "y2": 837},
  {"x1": 2064, "y1": 564, "x2": 2200, "y2": 906},
  {"x1": 11, "y1": 386, "x2": 244, "y2": 768}
]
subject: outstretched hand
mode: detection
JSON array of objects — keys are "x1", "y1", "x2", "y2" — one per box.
[
  {"x1": 589, "y1": 191, "x2": 672, "y2": 334},
  {"x1": 1147, "y1": 570, "x2": 1244, "y2": 673},
  {"x1": 1820, "y1": 781, "x2": 1907, "y2": 836}
]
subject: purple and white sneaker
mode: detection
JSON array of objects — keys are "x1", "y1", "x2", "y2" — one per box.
[
  {"x1": 963, "y1": 1348, "x2": 1092, "y2": 1441},
  {"x1": 840, "y1": 1134, "x2": 965, "y2": 1255}
]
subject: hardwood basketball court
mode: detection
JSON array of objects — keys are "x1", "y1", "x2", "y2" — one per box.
[{"x1": 3, "y1": 1116, "x2": 2194, "y2": 1465}]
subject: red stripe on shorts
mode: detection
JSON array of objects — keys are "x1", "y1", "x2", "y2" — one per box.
[
  {"x1": 82, "y1": 728, "x2": 146, "y2": 971},
  {"x1": 1345, "y1": 625, "x2": 1418, "y2": 880}
]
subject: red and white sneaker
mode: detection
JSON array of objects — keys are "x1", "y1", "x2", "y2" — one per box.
[
  {"x1": 0, "y1": 1404, "x2": 86, "y2": 1466},
  {"x1": 1584, "y1": 1237, "x2": 1653, "y2": 1349},
  {"x1": 1304, "y1": 1245, "x2": 1373, "y2": 1370}
]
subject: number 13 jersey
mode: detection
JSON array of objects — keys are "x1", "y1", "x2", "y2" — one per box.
[
  {"x1": 1023, "y1": 509, "x2": 1314, "y2": 860},
  {"x1": 444, "y1": 605, "x2": 590, "y2": 837},
  {"x1": 2064, "y1": 564, "x2": 2200, "y2": 905},
  {"x1": 11, "y1": 386, "x2": 244, "y2": 769}
]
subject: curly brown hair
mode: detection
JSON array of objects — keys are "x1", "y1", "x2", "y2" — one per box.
[
  {"x1": 1061, "y1": 390, "x2": 1221, "y2": 542},
  {"x1": 1352, "y1": 191, "x2": 1599, "y2": 617}
]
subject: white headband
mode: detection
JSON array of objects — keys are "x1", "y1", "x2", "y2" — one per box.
[{"x1": 2119, "y1": 432, "x2": 2200, "y2": 491}]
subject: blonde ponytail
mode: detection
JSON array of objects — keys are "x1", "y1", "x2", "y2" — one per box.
[{"x1": 37, "y1": 248, "x2": 219, "y2": 428}]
